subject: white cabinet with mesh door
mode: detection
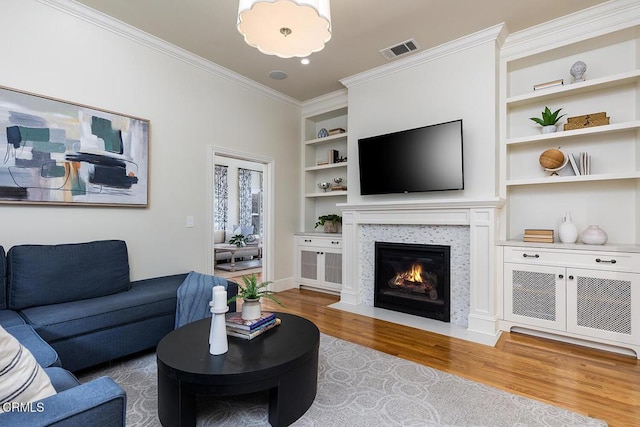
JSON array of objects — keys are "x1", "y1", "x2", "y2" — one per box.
[
  {"x1": 501, "y1": 245, "x2": 640, "y2": 357},
  {"x1": 295, "y1": 235, "x2": 342, "y2": 293}
]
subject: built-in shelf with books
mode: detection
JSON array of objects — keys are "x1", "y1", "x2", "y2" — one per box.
[
  {"x1": 301, "y1": 98, "x2": 348, "y2": 233},
  {"x1": 500, "y1": 18, "x2": 640, "y2": 245},
  {"x1": 497, "y1": 4, "x2": 640, "y2": 356}
]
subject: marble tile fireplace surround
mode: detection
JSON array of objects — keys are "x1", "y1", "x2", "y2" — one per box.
[{"x1": 332, "y1": 199, "x2": 504, "y2": 345}]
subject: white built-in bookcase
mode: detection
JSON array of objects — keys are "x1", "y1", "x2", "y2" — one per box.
[
  {"x1": 500, "y1": 4, "x2": 640, "y2": 245},
  {"x1": 301, "y1": 93, "x2": 348, "y2": 233}
]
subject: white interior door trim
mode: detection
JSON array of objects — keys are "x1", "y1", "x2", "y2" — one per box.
[{"x1": 206, "y1": 145, "x2": 275, "y2": 283}]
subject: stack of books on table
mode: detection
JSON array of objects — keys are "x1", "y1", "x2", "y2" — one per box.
[
  {"x1": 523, "y1": 229, "x2": 554, "y2": 243},
  {"x1": 225, "y1": 311, "x2": 281, "y2": 340}
]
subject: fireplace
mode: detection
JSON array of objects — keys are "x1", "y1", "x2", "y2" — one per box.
[{"x1": 374, "y1": 242, "x2": 450, "y2": 322}]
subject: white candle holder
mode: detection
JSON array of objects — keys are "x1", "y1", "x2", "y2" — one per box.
[{"x1": 209, "y1": 286, "x2": 229, "y2": 355}]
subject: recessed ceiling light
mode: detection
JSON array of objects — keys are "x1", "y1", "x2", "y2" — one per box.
[
  {"x1": 300, "y1": 58, "x2": 310, "y2": 65},
  {"x1": 269, "y1": 70, "x2": 288, "y2": 80}
]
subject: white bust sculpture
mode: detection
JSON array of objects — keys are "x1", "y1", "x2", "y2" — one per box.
[{"x1": 570, "y1": 61, "x2": 587, "y2": 82}]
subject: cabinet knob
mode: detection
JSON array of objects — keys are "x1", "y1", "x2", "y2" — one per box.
[
  {"x1": 558, "y1": 274, "x2": 564, "y2": 279},
  {"x1": 522, "y1": 253, "x2": 540, "y2": 258},
  {"x1": 595, "y1": 258, "x2": 616, "y2": 264},
  {"x1": 568, "y1": 275, "x2": 574, "y2": 280}
]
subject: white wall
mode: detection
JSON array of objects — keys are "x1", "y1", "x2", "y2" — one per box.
[
  {"x1": 0, "y1": 0, "x2": 300, "y2": 281},
  {"x1": 344, "y1": 28, "x2": 502, "y2": 205}
]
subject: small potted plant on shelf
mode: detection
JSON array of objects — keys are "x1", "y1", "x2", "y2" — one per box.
[
  {"x1": 229, "y1": 234, "x2": 248, "y2": 247},
  {"x1": 315, "y1": 214, "x2": 342, "y2": 233},
  {"x1": 530, "y1": 106, "x2": 566, "y2": 134},
  {"x1": 227, "y1": 274, "x2": 283, "y2": 320}
]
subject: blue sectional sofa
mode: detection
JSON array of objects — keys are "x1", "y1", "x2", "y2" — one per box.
[
  {"x1": 1, "y1": 324, "x2": 127, "y2": 426},
  {"x1": 0, "y1": 239, "x2": 238, "y2": 425},
  {"x1": 0, "y1": 239, "x2": 238, "y2": 372}
]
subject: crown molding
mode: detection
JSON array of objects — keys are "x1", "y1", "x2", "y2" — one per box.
[
  {"x1": 36, "y1": 0, "x2": 301, "y2": 108},
  {"x1": 301, "y1": 89, "x2": 348, "y2": 117},
  {"x1": 340, "y1": 23, "x2": 507, "y2": 89},
  {"x1": 501, "y1": 0, "x2": 640, "y2": 60}
]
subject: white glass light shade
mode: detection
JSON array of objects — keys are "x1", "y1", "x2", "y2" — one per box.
[{"x1": 237, "y1": 0, "x2": 331, "y2": 58}]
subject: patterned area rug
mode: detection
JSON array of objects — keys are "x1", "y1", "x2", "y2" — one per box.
[{"x1": 78, "y1": 334, "x2": 606, "y2": 426}]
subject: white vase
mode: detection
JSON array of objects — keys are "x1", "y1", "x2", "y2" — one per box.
[
  {"x1": 581, "y1": 225, "x2": 608, "y2": 245},
  {"x1": 541, "y1": 125, "x2": 557, "y2": 134},
  {"x1": 241, "y1": 298, "x2": 262, "y2": 320},
  {"x1": 558, "y1": 212, "x2": 578, "y2": 243}
]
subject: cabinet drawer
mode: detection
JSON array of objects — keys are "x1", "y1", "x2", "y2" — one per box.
[
  {"x1": 503, "y1": 246, "x2": 640, "y2": 273},
  {"x1": 295, "y1": 236, "x2": 342, "y2": 249}
]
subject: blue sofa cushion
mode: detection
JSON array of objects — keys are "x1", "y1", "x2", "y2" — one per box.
[
  {"x1": 0, "y1": 309, "x2": 25, "y2": 327},
  {"x1": 6, "y1": 324, "x2": 61, "y2": 368},
  {"x1": 18, "y1": 273, "x2": 187, "y2": 343},
  {"x1": 7, "y1": 240, "x2": 131, "y2": 310},
  {"x1": 1, "y1": 373, "x2": 126, "y2": 427},
  {"x1": 0, "y1": 246, "x2": 6, "y2": 310},
  {"x1": 45, "y1": 367, "x2": 81, "y2": 392}
]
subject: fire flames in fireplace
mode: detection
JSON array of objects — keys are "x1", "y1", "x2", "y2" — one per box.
[{"x1": 388, "y1": 263, "x2": 438, "y2": 300}]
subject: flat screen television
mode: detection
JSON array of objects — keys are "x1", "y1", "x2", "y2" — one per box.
[{"x1": 358, "y1": 119, "x2": 464, "y2": 195}]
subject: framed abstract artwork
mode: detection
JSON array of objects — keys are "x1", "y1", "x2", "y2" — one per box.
[{"x1": 0, "y1": 86, "x2": 148, "y2": 206}]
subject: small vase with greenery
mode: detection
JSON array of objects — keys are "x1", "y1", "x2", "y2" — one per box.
[
  {"x1": 529, "y1": 106, "x2": 566, "y2": 134},
  {"x1": 315, "y1": 214, "x2": 342, "y2": 233},
  {"x1": 228, "y1": 274, "x2": 283, "y2": 320},
  {"x1": 229, "y1": 234, "x2": 248, "y2": 247}
]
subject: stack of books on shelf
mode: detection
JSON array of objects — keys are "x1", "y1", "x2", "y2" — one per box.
[
  {"x1": 328, "y1": 149, "x2": 340, "y2": 164},
  {"x1": 523, "y1": 229, "x2": 554, "y2": 243},
  {"x1": 533, "y1": 79, "x2": 563, "y2": 91},
  {"x1": 567, "y1": 152, "x2": 591, "y2": 175},
  {"x1": 225, "y1": 311, "x2": 281, "y2": 340}
]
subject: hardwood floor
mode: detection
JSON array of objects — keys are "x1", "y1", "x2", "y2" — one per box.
[{"x1": 254, "y1": 287, "x2": 640, "y2": 427}]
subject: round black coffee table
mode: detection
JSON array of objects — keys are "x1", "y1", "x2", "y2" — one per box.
[{"x1": 156, "y1": 312, "x2": 319, "y2": 427}]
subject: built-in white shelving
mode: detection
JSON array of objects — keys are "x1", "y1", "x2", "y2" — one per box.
[
  {"x1": 301, "y1": 102, "x2": 348, "y2": 233},
  {"x1": 506, "y1": 69, "x2": 640, "y2": 107},
  {"x1": 305, "y1": 132, "x2": 348, "y2": 146},
  {"x1": 500, "y1": 21, "x2": 640, "y2": 245},
  {"x1": 506, "y1": 172, "x2": 640, "y2": 187},
  {"x1": 497, "y1": 3, "x2": 640, "y2": 356},
  {"x1": 505, "y1": 121, "x2": 640, "y2": 146},
  {"x1": 304, "y1": 162, "x2": 348, "y2": 172}
]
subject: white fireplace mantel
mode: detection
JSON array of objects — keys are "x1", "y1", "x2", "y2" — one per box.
[{"x1": 337, "y1": 198, "x2": 505, "y2": 338}]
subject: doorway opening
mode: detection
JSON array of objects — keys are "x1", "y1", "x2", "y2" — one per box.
[{"x1": 207, "y1": 147, "x2": 274, "y2": 283}]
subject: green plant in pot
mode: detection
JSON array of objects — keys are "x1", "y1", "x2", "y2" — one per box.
[
  {"x1": 315, "y1": 214, "x2": 342, "y2": 233},
  {"x1": 530, "y1": 106, "x2": 566, "y2": 134},
  {"x1": 228, "y1": 274, "x2": 283, "y2": 320},
  {"x1": 229, "y1": 233, "x2": 248, "y2": 247}
]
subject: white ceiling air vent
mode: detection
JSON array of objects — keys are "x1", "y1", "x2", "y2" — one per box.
[{"x1": 380, "y1": 38, "x2": 419, "y2": 60}]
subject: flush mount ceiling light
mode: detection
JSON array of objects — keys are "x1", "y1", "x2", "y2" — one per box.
[{"x1": 237, "y1": 0, "x2": 332, "y2": 58}]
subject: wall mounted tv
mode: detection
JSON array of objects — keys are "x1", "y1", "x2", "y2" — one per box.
[{"x1": 358, "y1": 119, "x2": 464, "y2": 195}]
